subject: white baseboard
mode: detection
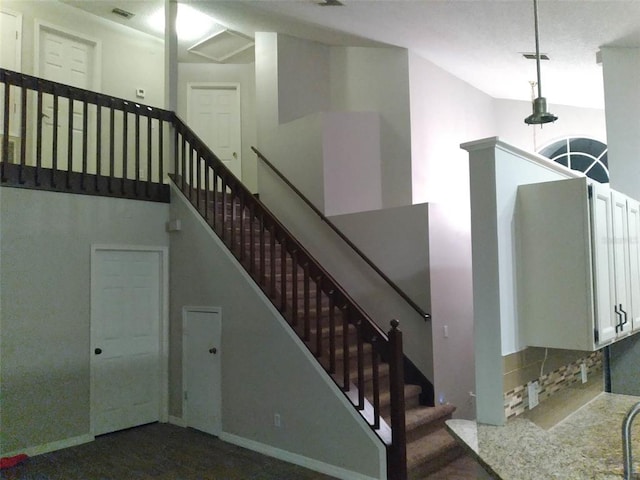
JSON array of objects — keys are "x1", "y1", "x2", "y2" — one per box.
[
  {"x1": 1, "y1": 433, "x2": 94, "y2": 459},
  {"x1": 219, "y1": 431, "x2": 381, "y2": 480},
  {"x1": 168, "y1": 415, "x2": 186, "y2": 427}
]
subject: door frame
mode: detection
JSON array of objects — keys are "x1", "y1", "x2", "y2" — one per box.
[
  {"x1": 186, "y1": 82, "x2": 242, "y2": 173},
  {"x1": 0, "y1": 7, "x2": 22, "y2": 139},
  {"x1": 1, "y1": 7, "x2": 23, "y2": 71},
  {"x1": 182, "y1": 305, "x2": 222, "y2": 436},
  {"x1": 90, "y1": 244, "x2": 169, "y2": 434},
  {"x1": 34, "y1": 19, "x2": 102, "y2": 92}
]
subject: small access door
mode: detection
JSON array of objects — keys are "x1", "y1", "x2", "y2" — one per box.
[{"x1": 183, "y1": 307, "x2": 222, "y2": 436}]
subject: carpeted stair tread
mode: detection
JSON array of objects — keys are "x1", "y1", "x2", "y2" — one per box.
[
  {"x1": 406, "y1": 428, "x2": 459, "y2": 471},
  {"x1": 405, "y1": 404, "x2": 456, "y2": 431},
  {"x1": 379, "y1": 384, "x2": 422, "y2": 407}
]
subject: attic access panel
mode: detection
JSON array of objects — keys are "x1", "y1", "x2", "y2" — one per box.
[{"x1": 188, "y1": 29, "x2": 254, "y2": 63}]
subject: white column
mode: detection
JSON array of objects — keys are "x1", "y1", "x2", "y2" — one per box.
[
  {"x1": 164, "y1": 0, "x2": 178, "y2": 112},
  {"x1": 600, "y1": 47, "x2": 640, "y2": 199}
]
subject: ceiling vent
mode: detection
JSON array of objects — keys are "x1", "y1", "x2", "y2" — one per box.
[
  {"x1": 317, "y1": 0, "x2": 344, "y2": 5},
  {"x1": 188, "y1": 29, "x2": 254, "y2": 63},
  {"x1": 522, "y1": 53, "x2": 550, "y2": 61},
  {"x1": 111, "y1": 7, "x2": 135, "y2": 20}
]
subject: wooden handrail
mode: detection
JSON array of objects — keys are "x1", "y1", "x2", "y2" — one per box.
[{"x1": 251, "y1": 146, "x2": 431, "y2": 322}]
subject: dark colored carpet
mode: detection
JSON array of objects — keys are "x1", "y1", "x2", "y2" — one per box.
[{"x1": 0, "y1": 423, "x2": 337, "y2": 480}]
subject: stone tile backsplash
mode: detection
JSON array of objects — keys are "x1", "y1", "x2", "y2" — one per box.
[{"x1": 504, "y1": 350, "x2": 602, "y2": 419}]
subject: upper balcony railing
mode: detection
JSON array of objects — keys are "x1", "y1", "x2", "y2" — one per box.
[{"x1": 0, "y1": 68, "x2": 171, "y2": 201}]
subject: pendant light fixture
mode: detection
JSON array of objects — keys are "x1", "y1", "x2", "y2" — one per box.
[{"x1": 524, "y1": 0, "x2": 558, "y2": 125}]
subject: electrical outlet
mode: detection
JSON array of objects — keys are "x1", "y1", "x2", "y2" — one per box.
[
  {"x1": 443, "y1": 325, "x2": 449, "y2": 338},
  {"x1": 273, "y1": 413, "x2": 281, "y2": 428},
  {"x1": 528, "y1": 381, "x2": 539, "y2": 409},
  {"x1": 581, "y1": 363, "x2": 588, "y2": 383}
]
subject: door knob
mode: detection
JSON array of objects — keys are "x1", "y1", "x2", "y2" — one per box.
[
  {"x1": 94, "y1": 348, "x2": 102, "y2": 355},
  {"x1": 209, "y1": 347, "x2": 217, "y2": 354}
]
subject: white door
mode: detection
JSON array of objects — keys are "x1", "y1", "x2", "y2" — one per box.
[
  {"x1": 91, "y1": 249, "x2": 163, "y2": 436},
  {"x1": 188, "y1": 84, "x2": 241, "y2": 180},
  {"x1": 0, "y1": 9, "x2": 21, "y2": 139},
  {"x1": 590, "y1": 182, "x2": 617, "y2": 346},
  {"x1": 39, "y1": 27, "x2": 95, "y2": 171},
  {"x1": 183, "y1": 307, "x2": 222, "y2": 436}
]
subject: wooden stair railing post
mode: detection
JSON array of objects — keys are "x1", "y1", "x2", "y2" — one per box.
[
  {"x1": 388, "y1": 319, "x2": 407, "y2": 480},
  {"x1": 1, "y1": 72, "x2": 10, "y2": 183}
]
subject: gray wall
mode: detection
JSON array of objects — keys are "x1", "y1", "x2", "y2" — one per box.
[
  {"x1": 168, "y1": 186, "x2": 384, "y2": 479},
  {"x1": 609, "y1": 334, "x2": 640, "y2": 396},
  {"x1": 0, "y1": 187, "x2": 169, "y2": 453},
  {"x1": 330, "y1": 204, "x2": 431, "y2": 314}
]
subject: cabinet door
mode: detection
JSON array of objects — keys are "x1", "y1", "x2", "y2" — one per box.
[
  {"x1": 590, "y1": 183, "x2": 617, "y2": 345},
  {"x1": 611, "y1": 191, "x2": 632, "y2": 337},
  {"x1": 628, "y1": 198, "x2": 640, "y2": 332}
]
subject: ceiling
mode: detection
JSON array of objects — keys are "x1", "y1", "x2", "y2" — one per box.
[{"x1": 62, "y1": 0, "x2": 640, "y2": 109}]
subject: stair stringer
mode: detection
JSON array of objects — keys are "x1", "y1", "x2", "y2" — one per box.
[{"x1": 169, "y1": 182, "x2": 387, "y2": 480}]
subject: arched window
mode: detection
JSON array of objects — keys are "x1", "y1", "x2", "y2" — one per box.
[{"x1": 539, "y1": 137, "x2": 609, "y2": 183}]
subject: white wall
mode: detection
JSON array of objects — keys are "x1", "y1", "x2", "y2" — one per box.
[
  {"x1": 178, "y1": 62, "x2": 258, "y2": 192},
  {"x1": 408, "y1": 52, "x2": 496, "y2": 208},
  {"x1": 407, "y1": 52, "x2": 497, "y2": 419},
  {"x1": 278, "y1": 34, "x2": 331, "y2": 124},
  {"x1": 323, "y1": 112, "x2": 382, "y2": 216},
  {"x1": 169, "y1": 186, "x2": 385, "y2": 480},
  {"x1": 256, "y1": 33, "x2": 326, "y2": 208},
  {"x1": 0, "y1": 188, "x2": 169, "y2": 453},
  {"x1": 601, "y1": 47, "x2": 640, "y2": 200},
  {"x1": 3, "y1": 1, "x2": 164, "y2": 108},
  {"x1": 256, "y1": 34, "x2": 415, "y2": 214},
  {"x1": 331, "y1": 47, "x2": 413, "y2": 208}
]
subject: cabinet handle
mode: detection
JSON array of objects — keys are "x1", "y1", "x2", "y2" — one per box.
[
  {"x1": 615, "y1": 305, "x2": 622, "y2": 333},
  {"x1": 620, "y1": 304, "x2": 628, "y2": 330}
]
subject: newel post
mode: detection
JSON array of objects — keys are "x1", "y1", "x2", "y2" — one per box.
[{"x1": 387, "y1": 319, "x2": 407, "y2": 480}]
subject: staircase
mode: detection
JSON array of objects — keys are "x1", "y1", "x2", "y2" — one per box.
[
  {"x1": 0, "y1": 67, "x2": 463, "y2": 480},
  {"x1": 173, "y1": 156, "x2": 464, "y2": 478}
]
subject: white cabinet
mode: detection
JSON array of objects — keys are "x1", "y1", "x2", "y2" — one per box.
[
  {"x1": 517, "y1": 177, "x2": 638, "y2": 351},
  {"x1": 591, "y1": 182, "x2": 618, "y2": 346},
  {"x1": 626, "y1": 198, "x2": 640, "y2": 333},
  {"x1": 611, "y1": 190, "x2": 633, "y2": 339}
]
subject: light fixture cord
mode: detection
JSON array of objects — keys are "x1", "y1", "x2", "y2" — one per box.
[{"x1": 533, "y1": 0, "x2": 542, "y2": 98}]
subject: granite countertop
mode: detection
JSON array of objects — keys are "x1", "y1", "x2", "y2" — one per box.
[{"x1": 447, "y1": 393, "x2": 640, "y2": 480}]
